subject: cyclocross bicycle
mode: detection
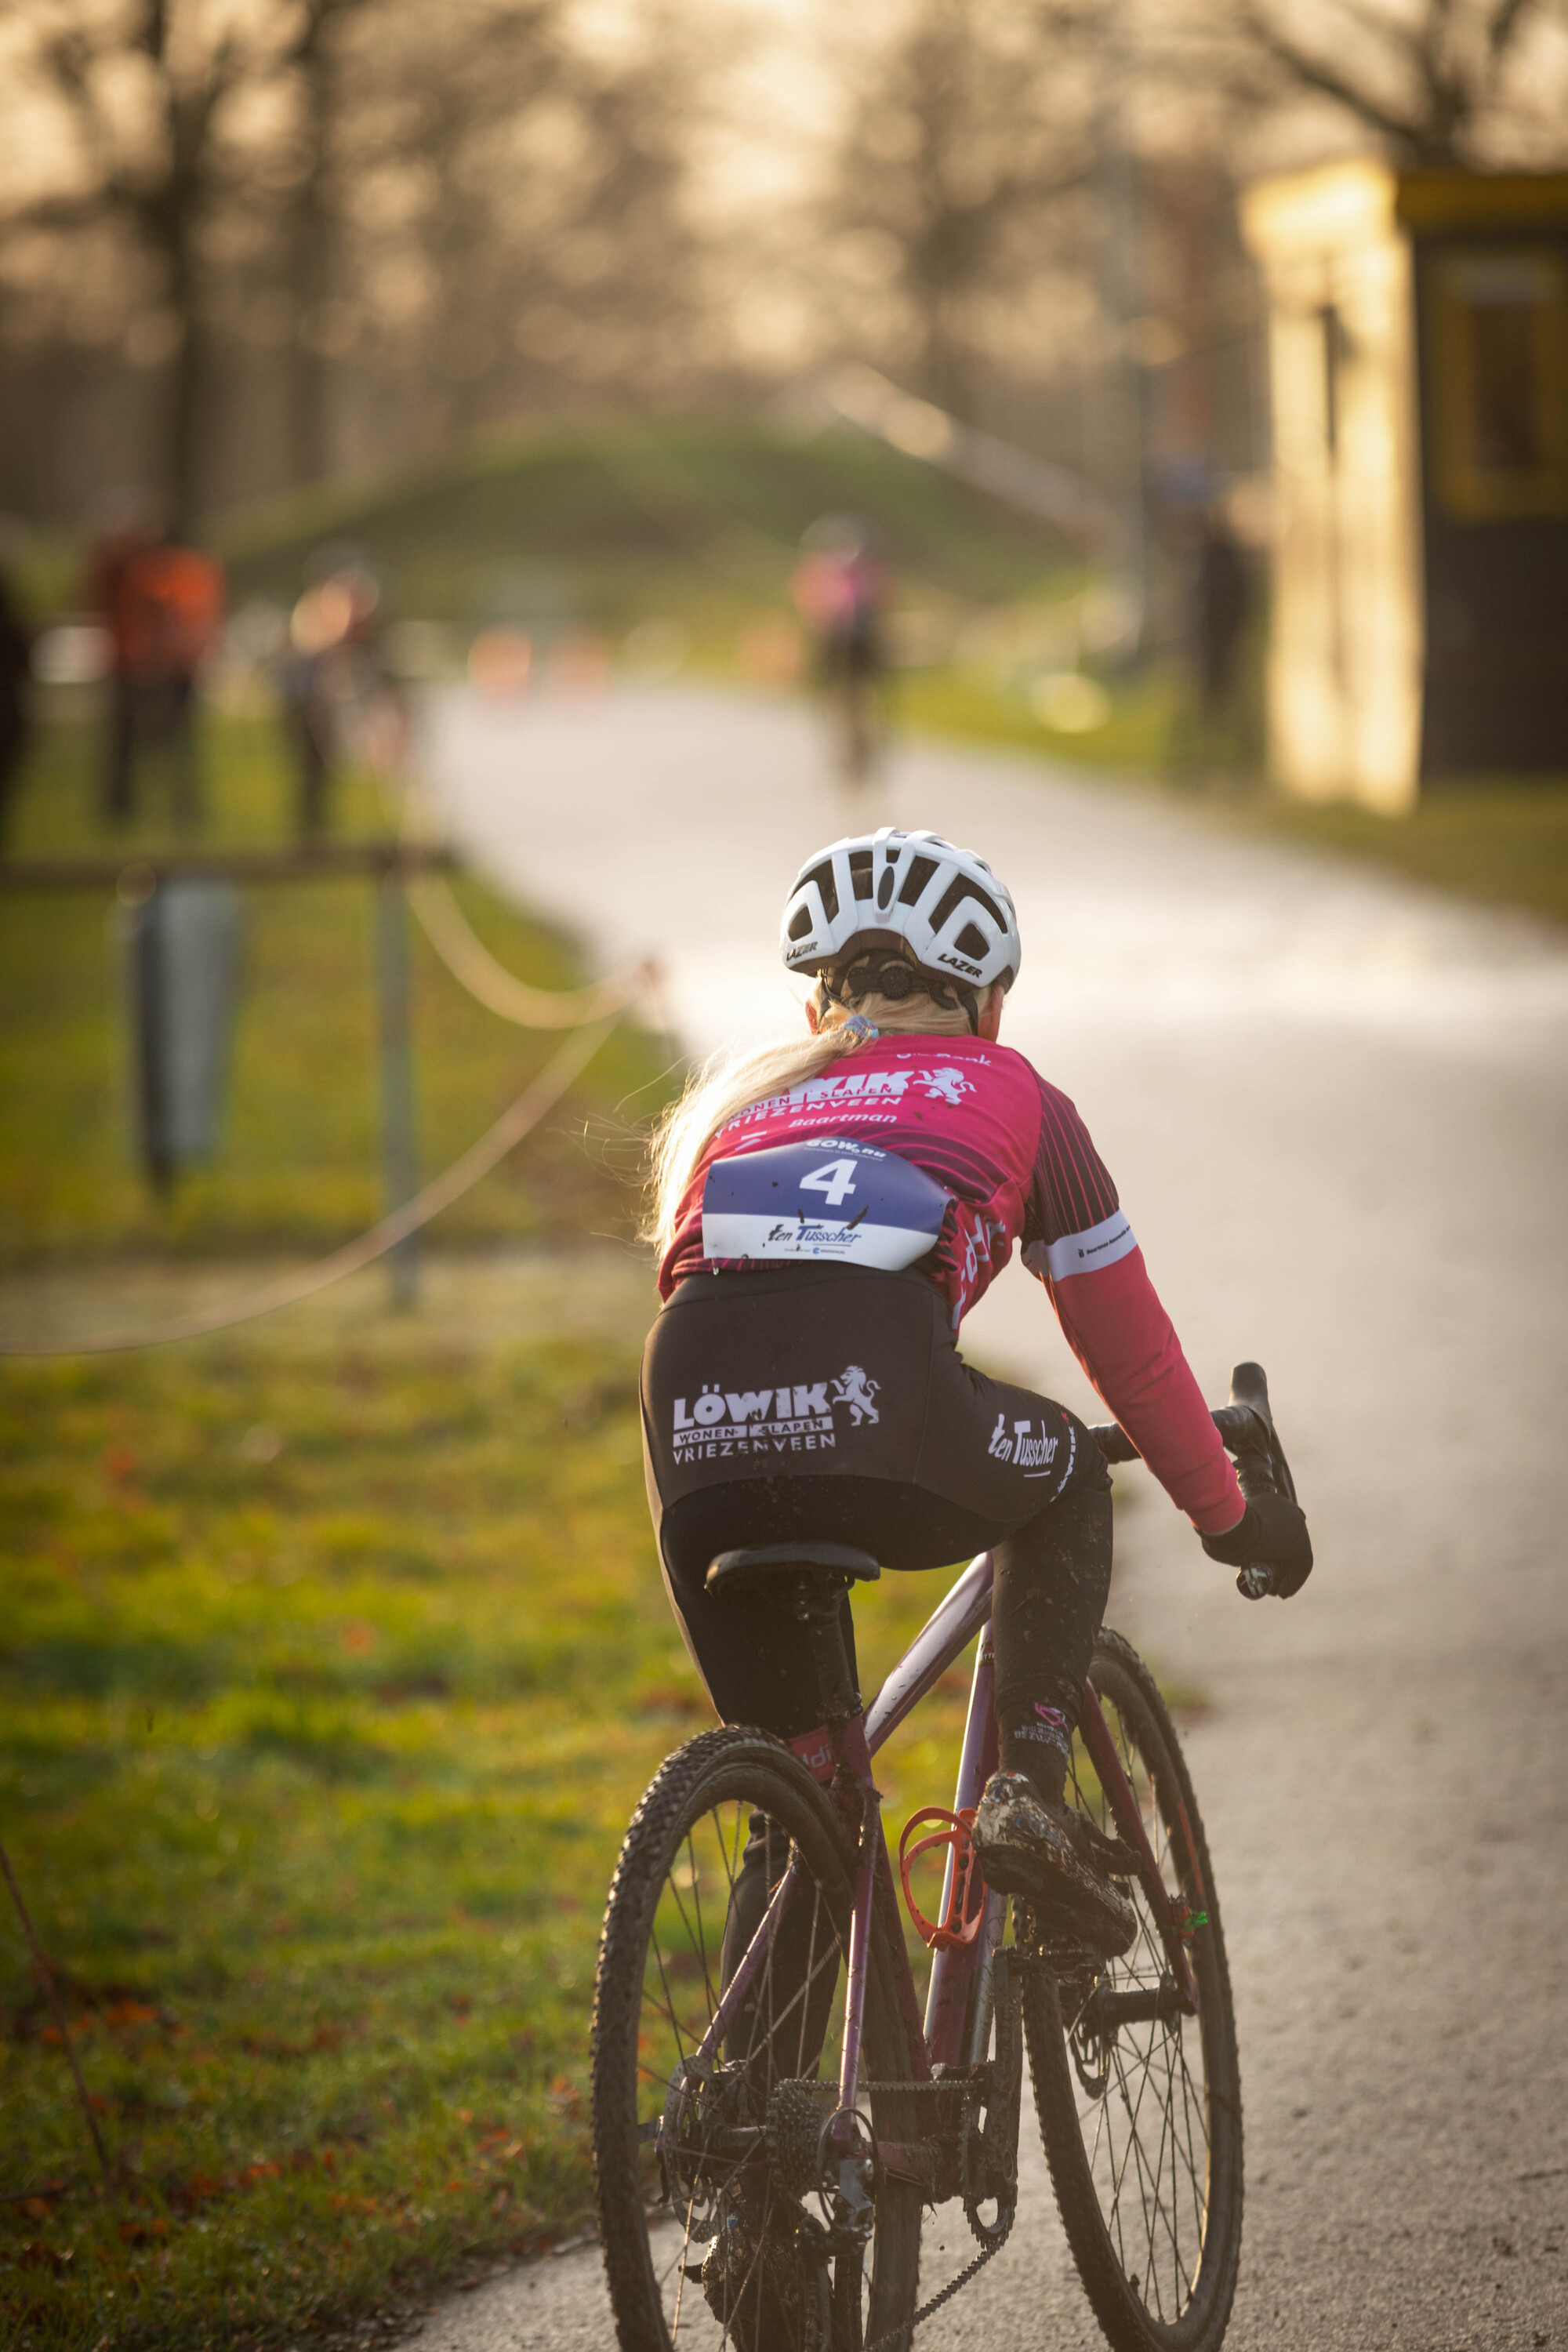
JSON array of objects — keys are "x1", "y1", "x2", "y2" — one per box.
[{"x1": 590, "y1": 1364, "x2": 1299, "y2": 2351}]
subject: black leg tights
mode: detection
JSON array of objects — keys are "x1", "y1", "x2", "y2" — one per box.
[{"x1": 990, "y1": 1479, "x2": 1114, "y2": 1799}]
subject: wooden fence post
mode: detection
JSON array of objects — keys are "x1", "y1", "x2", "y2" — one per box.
[{"x1": 375, "y1": 873, "x2": 419, "y2": 1310}]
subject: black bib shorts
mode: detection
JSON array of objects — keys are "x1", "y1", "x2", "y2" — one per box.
[{"x1": 641, "y1": 1265, "x2": 1110, "y2": 1738}]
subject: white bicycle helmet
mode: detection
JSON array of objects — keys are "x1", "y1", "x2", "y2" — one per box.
[{"x1": 780, "y1": 827, "x2": 1021, "y2": 993}]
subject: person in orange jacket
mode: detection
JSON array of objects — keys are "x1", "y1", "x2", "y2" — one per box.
[{"x1": 93, "y1": 521, "x2": 224, "y2": 829}]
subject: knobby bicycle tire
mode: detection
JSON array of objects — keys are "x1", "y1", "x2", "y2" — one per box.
[
  {"x1": 590, "y1": 1724, "x2": 924, "y2": 2351},
  {"x1": 1023, "y1": 1629, "x2": 1243, "y2": 2352}
]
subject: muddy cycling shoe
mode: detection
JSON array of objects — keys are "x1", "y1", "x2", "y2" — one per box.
[
  {"x1": 972, "y1": 1771, "x2": 1138, "y2": 1959},
  {"x1": 699, "y1": 2175, "x2": 828, "y2": 2351}
]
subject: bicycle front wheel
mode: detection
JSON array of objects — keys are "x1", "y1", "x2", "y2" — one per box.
[
  {"x1": 1023, "y1": 1628, "x2": 1243, "y2": 2352},
  {"x1": 591, "y1": 1725, "x2": 923, "y2": 2350}
]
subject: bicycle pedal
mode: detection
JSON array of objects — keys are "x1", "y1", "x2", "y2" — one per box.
[
  {"x1": 1045, "y1": 1938, "x2": 1102, "y2": 1971},
  {"x1": 1069, "y1": 1815, "x2": 1142, "y2": 1882},
  {"x1": 1015, "y1": 1904, "x2": 1104, "y2": 1980}
]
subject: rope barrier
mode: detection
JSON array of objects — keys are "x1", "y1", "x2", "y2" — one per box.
[
  {"x1": 405, "y1": 872, "x2": 652, "y2": 1027},
  {"x1": 0, "y1": 1011, "x2": 622, "y2": 1358},
  {"x1": 0, "y1": 734, "x2": 667, "y2": 1354}
]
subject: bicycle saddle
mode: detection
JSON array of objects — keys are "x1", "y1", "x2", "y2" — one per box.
[{"x1": 706, "y1": 1543, "x2": 880, "y2": 1617}]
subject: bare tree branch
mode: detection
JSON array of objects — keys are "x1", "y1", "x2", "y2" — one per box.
[
  {"x1": 1240, "y1": 5, "x2": 1431, "y2": 151},
  {"x1": 1484, "y1": 0, "x2": 1544, "y2": 64},
  {"x1": 1236, "y1": 0, "x2": 1562, "y2": 163}
]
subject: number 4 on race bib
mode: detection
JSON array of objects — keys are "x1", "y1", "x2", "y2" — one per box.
[
  {"x1": 798, "y1": 1158, "x2": 858, "y2": 1209},
  {"x1": 702, "y1": 1138, "x2": 949, "y2": 1271}
]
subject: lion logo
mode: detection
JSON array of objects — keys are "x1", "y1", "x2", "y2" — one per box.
[
  {"x1": 831, "y1": 1365, "x2": 881, "y2": 1426},
  {"x1": 914, "y1": 1066, "x2": 972, "y2": 1107}
]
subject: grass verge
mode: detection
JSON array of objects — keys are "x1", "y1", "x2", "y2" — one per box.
[
  {"x1": 0, "y1": 1312, "x2": 975, "y2": 2350},
  {"x1": 1231, "y1": 781, "x2": 1568, "y2": 930},
  {"x1": 0, "y1": 695, "x2": 703, "y2": 2343},
  {"x1": 893, "y1": 660, "x2": 1184, "y2": 778}
]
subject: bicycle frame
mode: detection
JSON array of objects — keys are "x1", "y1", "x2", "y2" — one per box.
[{"x1": 691, "y1": 1549, "x2": 1200, "y2": 2122}]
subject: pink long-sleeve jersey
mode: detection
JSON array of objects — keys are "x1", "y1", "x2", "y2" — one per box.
[{"x1": 658, "y1": 1034, "x2": 1242, "y2": 1534}]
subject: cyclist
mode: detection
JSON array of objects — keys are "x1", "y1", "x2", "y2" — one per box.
[
  {"x1": 790, "y1": 515, "x2": 887, "y2": 782},
  {"x1": 641, "y1": 826, "x2": 1312, "y2": 1962}
]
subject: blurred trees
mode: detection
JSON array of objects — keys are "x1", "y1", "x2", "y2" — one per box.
[
  {"x1": 1230, "y1": 0, "x2": 1564, "y2": 168},
  {"x1": 308, "y1": 0, "x2": 708, "y2": 461},
  {"x1": 816, "y1": 0, "x2": 1097, "y2": 422},
  {"x1": 0, "y1": 0, "x2": 1565, "y2": 532},
  {"x1": 0, "y1": 0, "x2": 706, "y2": 524},
  {"x1": 0, "y1": 0, "x2": 368, "y2": 526}
]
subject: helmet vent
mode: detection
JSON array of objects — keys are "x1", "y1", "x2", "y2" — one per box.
[
  {"x1": 896, "y1": 854, "x2": 937, "y2": 906},
  {"x1": 848, "y1": 849, "x2": 874, "y2": 900},
  {"x1": 786, "y1": 905, "x2": 813, "y2": 942},
  {"x1": 798, "y1": 858, "x2": 839, "y2": 924},
  {"x1": 955, "y1": 923, "x2": 989, "y2": 960},
  {"x1": 931, "y1": 877, "x2": 1008, "y2": 934}
]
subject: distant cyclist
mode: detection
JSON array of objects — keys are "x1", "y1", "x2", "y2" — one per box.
[
  {"x1": 791, "y1": 515, "x2": 887, "y2": 784},
  {"x1": 641, "y1": 827, "x2": 1312, "y2": 1958}
]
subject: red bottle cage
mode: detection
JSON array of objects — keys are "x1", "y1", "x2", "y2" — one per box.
[{"x1": 897, "y1": 1806, "x2": 985, "y2": 1951}]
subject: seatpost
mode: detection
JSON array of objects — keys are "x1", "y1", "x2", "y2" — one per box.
[{"x1": 797, "y1": 1578, "x2": 862, "y2": 1727}]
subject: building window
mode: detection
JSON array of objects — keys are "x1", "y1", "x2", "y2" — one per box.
[{"x1": 1429, "y1": 249, "x2": 1568, "y2": 518}]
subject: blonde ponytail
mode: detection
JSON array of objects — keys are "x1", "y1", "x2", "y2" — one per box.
[{"x1": 645, "y1": 968, "x2": 987, "y2": 1256}]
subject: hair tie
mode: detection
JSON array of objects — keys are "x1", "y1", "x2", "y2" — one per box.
[{"x1": 840, "y1": 1013, "x2": 880, "y2": 1045}]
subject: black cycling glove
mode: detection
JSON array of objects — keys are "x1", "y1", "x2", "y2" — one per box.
[{"x1": 1200, "y1": 1494, "x2": 1313, "y2": 1598}]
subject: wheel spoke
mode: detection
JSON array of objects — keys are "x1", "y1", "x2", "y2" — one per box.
[
  {"x1": 687, "y1": 1824, "x2": 717, "y2": 2018},
  {"x1": 662, "y1": 1840, "x2": 717, "y2": 2023},
  {"x1": 1033, "y1": 1652, "x2": 1238, "y2": 2348},
  {"x1": 647, "y1": 1933, "x2": 695, "y2": 2065}
]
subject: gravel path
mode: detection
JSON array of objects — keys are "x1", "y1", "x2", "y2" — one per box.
[{"x1": 407, "y1": 686, "x2": 1568, "y2": 2351}]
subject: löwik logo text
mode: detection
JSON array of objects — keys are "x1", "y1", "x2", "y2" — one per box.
[{"x1": 673, "y1": 1367, "x2": 880, "y2": 1462}]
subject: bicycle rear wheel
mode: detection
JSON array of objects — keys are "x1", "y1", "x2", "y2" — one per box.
[
  {"x1": 1022, "y1": 1629, "x2": 1243, "y2": 2352},
  {"x1": 591, "y1": 1725, "x2": 923, "y2": 2350}
]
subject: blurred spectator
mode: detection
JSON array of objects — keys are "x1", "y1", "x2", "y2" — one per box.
[
  {"x1": 792, "y1": 515, "x2": 887, "y2": 783},
  {"x1": 1165, "y1": 503, "x2": 1255, "y2": 788},
  {"x1": 1192, "y1": 509, "x2": 1250, "y2": 720},
  {"x1": 0, "y1": 564, "x2": 32, "y2": 848},
  {"x1": 281, "y1": 568, "x2": 381, "y2": 838},
  {"x1": 92, "y1": 514, "x2": 225, "y2": 829}
]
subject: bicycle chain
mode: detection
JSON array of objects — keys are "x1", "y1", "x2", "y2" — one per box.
[
  {"x1": 860, "y1": 2236, "x2": 1004, "y2": 2352},
  {"x1": 851, "y1": 2074, "x2": 1013, "y2": 2352},
  {"x1": 657, "y1": 2069, "x2": 1012, "y2": 2352}
]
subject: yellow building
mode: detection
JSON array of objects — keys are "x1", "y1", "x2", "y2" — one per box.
[{"x1": 1241, "y1": 162, "x2": 1568, "y2": 811}]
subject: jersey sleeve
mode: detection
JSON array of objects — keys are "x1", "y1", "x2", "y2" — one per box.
[{"x1": 1021, "y1": 1080, "x2": 1242, "y2": 1534}]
